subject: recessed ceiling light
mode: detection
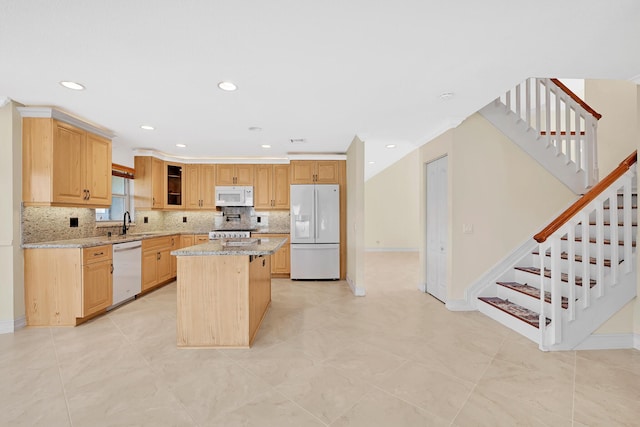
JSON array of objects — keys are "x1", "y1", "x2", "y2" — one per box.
[
  {"x1": 261, "y1": 144, "x2": 271, "y2": 149},
  {"x1": 439, "y1": 92, "x2": 455, "y2": 100},
  {"x1": 176, "y1": 143, "x2": 187, "y2": 148},
  {"x1": 218, "y1": 81, "x2": 237, "y2": 91},
  {"x1": 140, "y1": 125, "x2": 155, "y2": 130},
  {"x1": 368, "y1": 161, "x2": 376, "y2": 164},
  {"x1": 249, "y1": 126, "x2": 262, "y2": 132},
  {"x1": 59, "y1": 81, "x2": 85, "y2": 91},
  {"x1": 385, "y1": 144, "x2": 396, "y2": 149}
]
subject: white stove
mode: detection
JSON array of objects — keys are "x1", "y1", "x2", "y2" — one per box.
[{"x1": 208, "y1": 230, "x2": 251, "y2": 239}]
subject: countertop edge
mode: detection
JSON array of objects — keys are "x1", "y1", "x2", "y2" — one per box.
[{"x1": 171, "y1": 237, "x2": 287, "y2": 256}]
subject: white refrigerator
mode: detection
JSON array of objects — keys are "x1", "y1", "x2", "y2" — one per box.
[{"x1": 290, "y1": 184, "x2": 340, "y2": 280}]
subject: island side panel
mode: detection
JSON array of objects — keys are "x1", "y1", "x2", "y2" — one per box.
[
  {"x1": 177, "y1": 255, "x2": 250, "y2": 347},
  {"x1": 248, "y1": 255, "x2": 271, "y2": 345}
]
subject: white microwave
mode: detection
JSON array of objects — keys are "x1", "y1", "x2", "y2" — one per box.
[{"x1": 215, "y1": 186, "x2": 254, "y2": 207}]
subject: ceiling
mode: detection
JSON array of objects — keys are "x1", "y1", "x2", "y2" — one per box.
[{"x1": 2, "y1": 1, "x2": 639, "y2": 180}]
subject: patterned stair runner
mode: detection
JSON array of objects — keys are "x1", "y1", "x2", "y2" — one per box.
[
  {"x1": 515, "y1": 266, "x2": 596, "y2": 287},
  {"x1": 478, "y1": 297, "x2": 550, "y2": 328},
  {"x1": 497, "y1": 282, "x2": 569, "y2": 309}
]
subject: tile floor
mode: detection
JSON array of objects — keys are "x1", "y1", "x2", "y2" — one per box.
[{"x1": 2, "y1": 252, "x2": 639, "y2": 426}]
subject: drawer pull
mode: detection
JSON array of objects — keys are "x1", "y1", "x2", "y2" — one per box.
[{"x1": 94, "y1": 251, "x2": 104, "y2": 256}]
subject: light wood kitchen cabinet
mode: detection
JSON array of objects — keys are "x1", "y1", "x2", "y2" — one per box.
[
  {"x1": 257, "y1": 234, "x2": 290, "y2": 277},
  {"x1": 134, "y1": 156, "x2": 164, "y2": 209},
  {"x1": 254, "y1": 164, "x2": 290, "y2": 209},
  {"x1": 22, "y1": 117, "x2": 112, "y2": 207},
  {"x1": 141, "y1": 235, "x2": 177, "y2": 292},
  {"x1": 24, "y1": 245, "x2": 113, "y2": 326},
  {"x1": 81, "y1": 246, "x2": 114, "y2": 318},
  {"x1": 195, "y1": 234, "x2": 209, "y2": 244},
  {"x1": 290, "y1": 160, "x2": 340, "y2": 184},
  {"x1": 180, "y1": 234, "x2": 195, "y2": 248},
  {"x1": 169, "y1": 235, "x2": 179, "y2": 277},
  {"x1": 165, "y1": 162, "x2": 185, "y2": 209},
  {"x1": 184, "y1": 164, "x2": 217, "y2": 209},
  {"x1": 216, "y1": 164, "x2": 254, "y2": 185}
]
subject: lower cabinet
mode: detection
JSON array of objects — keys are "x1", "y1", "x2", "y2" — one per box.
[
  {"x1": 24, "y1": 245, "x2": 113, "y2": 326},
  {"x1": 141, "y1": 235, "x2": 178, "y2": 292},
  {"x1": 256, "y1": 234, "x2": 290, "y2": 277}
]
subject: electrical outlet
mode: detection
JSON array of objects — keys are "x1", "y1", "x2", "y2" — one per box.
[
  {"x1": 183, "y1": 216, "x2": 187, "y2": 223},
  {"x1": 463, "y1": 224, "x2": 473, "y2": 234},
  {"x1": 144, "y1": 217, "x2": 148, "y2": 224},
  {"x1": 257, "y1": 216, "x2": 261, "y2": 223},
  {"x1": 70, "y1": 217, "x2": 78, "y2": 227}
]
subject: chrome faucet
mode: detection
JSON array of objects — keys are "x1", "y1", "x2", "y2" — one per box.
[{"x1": 122, "y1": 211, "x2": 131, "y2": 235}]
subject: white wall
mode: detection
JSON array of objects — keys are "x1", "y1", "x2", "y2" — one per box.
[
  {"x1": 0, "y1": 101, "x2": 25, "y2": 332},
  {"x1": 346, "y1": 136, "x2": 365, "y2": 296},
  {"x1": 419, "y1": 113, "x2": 576, "y2": 301},
  {"x1": 365, "y1": 149, "x2": 419, "y2": 251}
]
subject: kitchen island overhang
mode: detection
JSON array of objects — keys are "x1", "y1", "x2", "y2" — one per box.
[{"x1": 172, "y1": 237, "x2": 287, "y2": 348}]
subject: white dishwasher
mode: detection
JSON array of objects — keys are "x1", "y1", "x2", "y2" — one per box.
[{"x1": 110, "y1": 240, "x2": 142, "y2": 309}]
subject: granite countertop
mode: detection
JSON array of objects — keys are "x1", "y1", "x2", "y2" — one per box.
[
  {"x1": 172, "y1": 237, "x2": 287, "y2": 256},
  {"x1": 251, "y1": 227, "x2": 290, "y2": 235},
  {"x1": 22, "y1": 231, "x2": 209, "y2": 249}
]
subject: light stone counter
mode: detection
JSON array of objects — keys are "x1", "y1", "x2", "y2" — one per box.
[
  {"x1": 171, "y1": 237, "x2": 287, "y2": 257},
  {"x1": 22, "y1": 231, "x2": 211, "y2": 249}
]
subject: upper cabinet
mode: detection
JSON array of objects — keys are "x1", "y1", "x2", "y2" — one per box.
[
  {"x1": 290, "y1": 160, "x2": 340, "y2": 184},
  {"x1": 255, "y1": 164, "x2": 290, "y2": 209},
  {"x1": 216, "y1": 164, "x2": 254, "y2": 185},
  {"x1": 134, "y1": 156, "x2": 164, "y2": 210},
  {"x1": 184, "y1": 164, "x2": 217, "y2": 209},
  {"x1": 22, "y1": 113, "x2": 113, "y2": 208},
  {"x1": 164, "y1": 162, "x2": 184, "y2": 209}
]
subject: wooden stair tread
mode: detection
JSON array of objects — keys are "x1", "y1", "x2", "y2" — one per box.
[
  {"x1": 497, "y1": 282, "x2": 569, "y2": 308},
  {"x1": 531, "y1": 250, "x2": 612, "y2": 267},
  {"x1": 515, "y1": 266, "x2": 597, "y2": 287},
  {"x1": 478, "y1": 297, "x2": 550, "y2": 328}
]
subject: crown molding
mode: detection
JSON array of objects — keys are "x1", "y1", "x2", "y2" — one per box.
[
  {"x1": 16, "y1": 107, "x2": 115, "y2": 139},
  {"x1": 132, "y1": 149, "x2": 291, "y2": 164}
]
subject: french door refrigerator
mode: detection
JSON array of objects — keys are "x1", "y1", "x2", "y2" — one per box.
[{"x1": 290, "y1": 184, "x2": 340, "y2": 280}]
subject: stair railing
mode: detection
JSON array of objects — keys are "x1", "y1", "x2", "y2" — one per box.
[
  {"x1": 500, "y1": 78, "x2": 601, "y2": 190},
  {"x1": 533, "y1": 151, "x2": 637, "y2": 348}
]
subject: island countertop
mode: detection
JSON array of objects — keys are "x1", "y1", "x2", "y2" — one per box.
[{"x1": 171, "y1": 237, "x2": 287, "y2": 257}]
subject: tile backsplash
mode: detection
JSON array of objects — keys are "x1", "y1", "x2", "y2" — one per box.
[{"x1": 22, "y1": 206, "x2": 290, "y2": 243}]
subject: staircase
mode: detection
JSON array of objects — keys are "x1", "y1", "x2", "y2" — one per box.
[
  {"x1": 477, "y1": 152, "x2": 637, "y2": 351},
  {"x1": 479, "y1": 78, "x2": 601, "y2": 194}
]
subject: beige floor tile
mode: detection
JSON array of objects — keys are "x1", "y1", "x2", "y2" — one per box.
[
  {"x1": 453, "y1": 386, "x2": 572, "y2": 427},
  {"x1": 331, "y1": 388, "x2": 450, "y2": 427},
  {"x1": 494, "y1": 338, "x2": 575, "y2": 381},
  {"x1": 576, "y1": 347, "x2": 640, "y2": 376},
  {"x1": 209, "y1": 389, "x2": 325, "y2": 427},
  {"x1": 274, "y1": 363, "x2": 374, "y2": 424},
  {"x1": 375, "y1": 359, "x2": 475, "y2": 422},
  {"x1": 0, "y1": 327, "x2": 57, "y2": 369},
  {"x1": 477, "y1": 357, "x2": 574, "y2": 420},
  {"x1": 325, "y1": 341, "x2": 407, "y2": 384},
  {"x1": 575, "y1": 353, "x2": 640, "y2": 401},
  {"x1": 573, "y1": 382, "x2": 640, "y2": 426}
]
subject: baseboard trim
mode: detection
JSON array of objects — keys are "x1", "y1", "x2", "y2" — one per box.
[
  {"x1": 445, "y1": 299, "x2": 475, "y2": 311},
  {"x1": 574, "y1": 333, "x2": 635, "y2": 350},
  {"x1": 417, "y1": 282, "x2": 427, "y2": 293},
  {"x1": 346, "y1": 275, "x2": 366, "y2": 296},
  {"x1": 0, "y1": 316, "x2": 26, "y2": 334},
  {"x1": 365, "y1": 248, "x2": 419, "y2": 252},
  {"x1": 634, "y1": 333, "x2": 640, "y2": 351}
]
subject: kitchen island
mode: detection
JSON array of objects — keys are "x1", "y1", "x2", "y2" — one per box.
[{"x1": 171, "y1": 237, "x2": 287, "y2": 348}]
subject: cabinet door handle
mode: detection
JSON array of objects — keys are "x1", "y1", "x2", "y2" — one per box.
[
  {"x1": 87, "y1": 190, "x2": 91, "y2": 200},
  {"x1": 152, "y1": 197, "x2": 155, "y2": 205},
  {"x1": 110, "y1": 264, "x2": 114, "y2": 274},
  {"x1": 157, "y1": 252, "x2": 161, "y2": 260}
]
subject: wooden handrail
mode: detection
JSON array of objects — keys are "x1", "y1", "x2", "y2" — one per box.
[
  {"x1": 534, "y1": 150, "x2": 637, "y2": 243},
  {"x1": 549, "y1": 78, "x2": 602, "y2": 120}
]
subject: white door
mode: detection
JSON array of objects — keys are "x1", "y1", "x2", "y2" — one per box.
[{"x1": 426, "y1": 156, "x2": 448, "y2": 303}]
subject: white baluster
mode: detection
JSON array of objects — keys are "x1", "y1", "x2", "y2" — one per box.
[
  {"x1": 595, "y1": 203, "x2": 605, "y2": 298},
  {"x1": 539, "y1": 241, "x2": 548, "y2": 348},
  {"x1": 581, "y1": 212, "x2": 591, "y2": 309},
  {"x1": 545, "y1": 80, "x2": 551, "y2": 148},
  {"x1": 567, "y1": 225, "x2": 576, "y2": 321},
  {"x1": 526, "y1": 78, "x2": 532, "y2": 127},
  {"x1": 623, "y1": 171, "x2": 633, "y2": 273},
  {"x1": 536, "y1": 78, "x2": 542, "y2": 133},
  {"x1": 555, "y1": 92, "x2": 562, "y2": 157},
  {"x1": 505, "y1": 89, "x2": 511, "y2": 111},
  {"x1": 550, "y1": 237, "x2": 562, "y2": 345},
  {"x1": 515, "y1": 84, "x2": 521, "y2": 118},
  {"x1": 610, "y1": 191, "x2": 619, "y2": 286}
]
